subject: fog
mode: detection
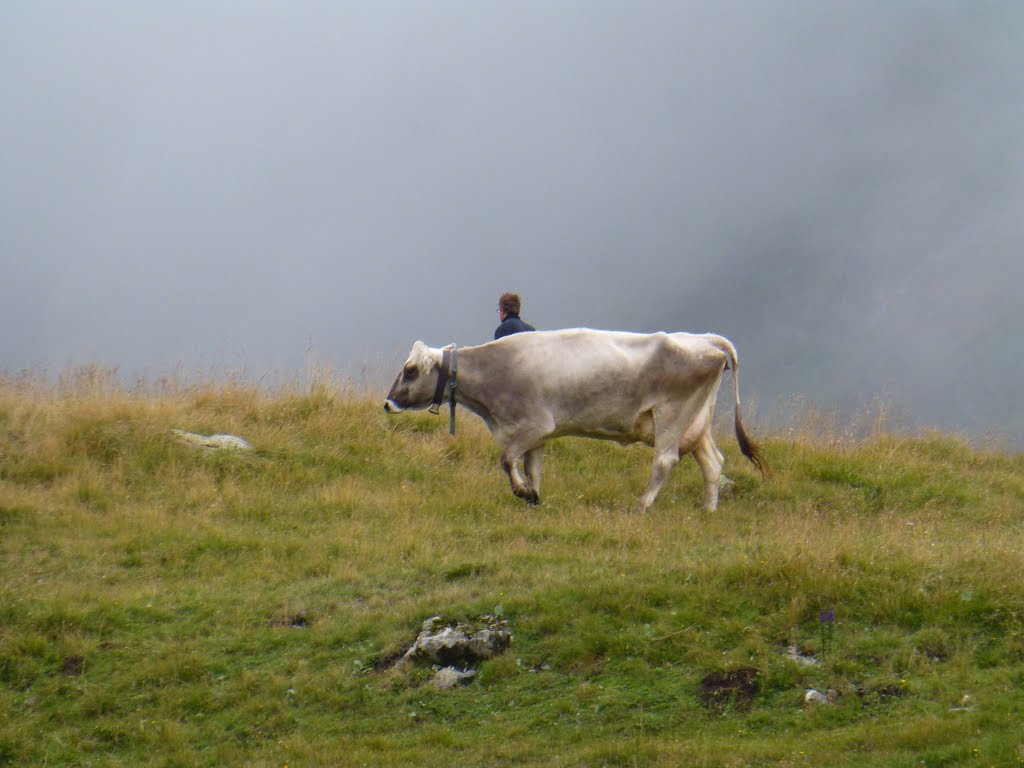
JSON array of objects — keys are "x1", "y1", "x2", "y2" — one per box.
[{"x1": 3, "y1": 2, "x2": 1022, "y2": 443}]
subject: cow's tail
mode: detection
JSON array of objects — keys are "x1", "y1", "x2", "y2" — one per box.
[{"x1": 707, "y1": 335, "x2": 768, "y2": 478}]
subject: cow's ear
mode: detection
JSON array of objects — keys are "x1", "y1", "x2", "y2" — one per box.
[
  {"x1": 411, "y1": 341, "x2": 439, "y2": 370},
  {"x1": 442, "y1": 343, "x2": 456, "y2": 351}
]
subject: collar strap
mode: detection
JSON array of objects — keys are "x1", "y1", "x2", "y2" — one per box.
[{"x1": 428, "y1": 347, "x2": 458, "y2": 435}]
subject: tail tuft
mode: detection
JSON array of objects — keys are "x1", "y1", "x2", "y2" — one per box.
[{"x1": 735, "y1": 407, "x2": 769, "y2": 478}]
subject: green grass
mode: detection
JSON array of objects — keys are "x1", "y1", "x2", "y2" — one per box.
[{"x1": 1, "y1": 370, "x2": 1023, "y2": 766}]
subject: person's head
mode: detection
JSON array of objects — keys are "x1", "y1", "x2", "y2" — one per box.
[{"x1": 498, "y1": 292, "x2": 522, "y2": 320}]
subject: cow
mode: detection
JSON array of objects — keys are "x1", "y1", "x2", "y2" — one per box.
[{"x1": 384, "y1": 329, "x2": 767, "y2": 511}]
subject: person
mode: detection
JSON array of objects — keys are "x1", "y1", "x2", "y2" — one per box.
[{"x1": 494, "y1": 292, "x2": 536, "y2": 339}]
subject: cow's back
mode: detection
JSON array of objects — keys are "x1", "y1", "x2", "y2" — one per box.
[
  {"x1": 488, "y1": 328, "x2": 724, "y2": 384},
  {"x1": 471, "y1": 329, "x2": 726, "y2": 440}
]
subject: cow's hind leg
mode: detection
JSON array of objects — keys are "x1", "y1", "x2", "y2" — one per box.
[
  {"x1": 692, "y1": 430, "x2": 725, "y2": 511},
  {"x1": 638, "y1": 447, "x2": 679, "y2": 512}
]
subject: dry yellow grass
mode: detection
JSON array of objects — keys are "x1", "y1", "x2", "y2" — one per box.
[{"x1": 1, "y1": 369, "x2": 1023, "y2": 766}]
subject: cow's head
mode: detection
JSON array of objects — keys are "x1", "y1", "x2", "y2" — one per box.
[{"x1": 384, "y1": 341, "x2": 448, "y2": 414}]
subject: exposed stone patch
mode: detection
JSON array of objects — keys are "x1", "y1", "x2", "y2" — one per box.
[
  {"x1": 402, "y1": 615, "x2": 512, "y2": 668},
  {"x1": 785, "y1": 645, "x2": 820, "y2": 667},
  {"x1": 392, "y1": 614, "x2": 512, "y2": 688},
  {"x1": 804, "y1": 688, "x2": 839, "y2": 705},
  {"x1": 431, "y1": 667, "x2": 477, "y2": 690},
  {"x1": 172, "y1": 429, "x2": 253, "y2": 451}
]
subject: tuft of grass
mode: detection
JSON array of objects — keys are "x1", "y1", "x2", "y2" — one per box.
[{"x1": 1, "y1": 372, "x2": 1023, "y2": 766}]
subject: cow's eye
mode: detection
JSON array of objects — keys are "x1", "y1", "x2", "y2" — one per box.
[{"x1": 403, "y1": 366, "x2": 419, "y2": 382}]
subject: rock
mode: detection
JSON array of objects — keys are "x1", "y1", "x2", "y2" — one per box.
[
  {"x1": 469, "y1": 628, "x2": 514, "y2": 659},
  {"x1": 407, "y1": 626, "x2": 473, "y2": 667},
  {"x1": 403, "y1": 615, "x2": 512, "y2": 668},
  {"x1": 431, "y1": 667, "x2": 476, "y2": 690},
  {"x1": 785, "y1": 645, "x2": 819, "y2": 666},
  {"x1": 805, "y1": 688, "x2": 839, "y2": 705},
  {"x1": 805, "y1": 689, "x2": 829, "y2": 705},
  {"x1": 173, "y1": 430, "x2": 252, "y2": 451},
  {"x1": 950, "y1": 693, "x2": 973, "y2": 711}
]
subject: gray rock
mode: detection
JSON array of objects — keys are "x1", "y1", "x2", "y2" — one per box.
[
  {"x1": 785, "y1": 645, "x2": 819, "y2": 667},
  {"x1": 402, "y1": 615, "x2": 513, "y2": 669},
  {"x1": 805, "y1": 689, "x2": 829, "y2": 705},
  {"x1": 805, "y1": 688, "x2": 839, "y2": 704},
  {"x1": 172, "y1": 429, "x2": 252, "y2": 451},
  {"x1": 469, "y1": 628, "x2": 513, "y2": 659},
  {"x1": 431, "y1": 667, "x2": 477, "y2": 690}
]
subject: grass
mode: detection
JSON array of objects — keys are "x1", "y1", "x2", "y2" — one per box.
[{"x1": 1, "y1": 367, "x2": 1023, "y2": 766}]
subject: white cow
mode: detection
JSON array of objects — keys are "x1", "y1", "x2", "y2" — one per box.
[{"x1": 384, "y1": 329, "x2": 766, "y2": 511}]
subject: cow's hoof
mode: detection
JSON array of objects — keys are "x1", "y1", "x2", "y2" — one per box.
[{"x1": 514, "y1": 487, "x2": 540, "y2": 505}]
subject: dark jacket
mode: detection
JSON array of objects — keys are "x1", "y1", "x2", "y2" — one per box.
[{"x1": 494, "y1": 314, "x2": 536, "y2": 340}]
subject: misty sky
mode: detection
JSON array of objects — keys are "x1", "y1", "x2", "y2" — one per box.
[{"x1": 3, "y1": 2, "x2": 1022, "y2": 443}]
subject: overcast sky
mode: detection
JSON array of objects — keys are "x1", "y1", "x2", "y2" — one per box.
[{"x1": 2, "y1": 2, "x2": 1022, "y2": 443}]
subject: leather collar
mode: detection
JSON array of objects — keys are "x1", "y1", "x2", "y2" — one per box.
[{"x1": 428, "y1": 347, "x2": 458, "y2": 435}]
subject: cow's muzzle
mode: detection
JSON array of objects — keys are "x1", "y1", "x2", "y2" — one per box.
[{"x1": 384, "y1": 399, "x2": 404, "y2": 414}]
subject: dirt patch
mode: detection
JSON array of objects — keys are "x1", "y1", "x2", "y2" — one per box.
[
  {"x1": 269, "y1": 611, "x2": 312, "y2": 628},
  {"x1": 697, "y1": 666, "x2": 761, "y2": 711},
  {"x1": 61, "y1": 655, "x2": 85, "y2": 676},
  {"x1": 857, "y1": 683, "x2": 906, "y2": 706},
  {"x1": 373, "y1": 648, "x2": 411, "y2": 673}
]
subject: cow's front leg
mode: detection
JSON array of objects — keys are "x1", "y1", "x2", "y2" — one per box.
[
  {"x1": 501, "y1": 449, "x2": 539, "y2": 505},
  {"x1": 524, "y1": 446, "x2": 545, "y2": 499}
]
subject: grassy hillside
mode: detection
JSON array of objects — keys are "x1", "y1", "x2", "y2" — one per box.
[{"x1": 1, "y1": 371, "x2": 1023, "y2": 767}]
